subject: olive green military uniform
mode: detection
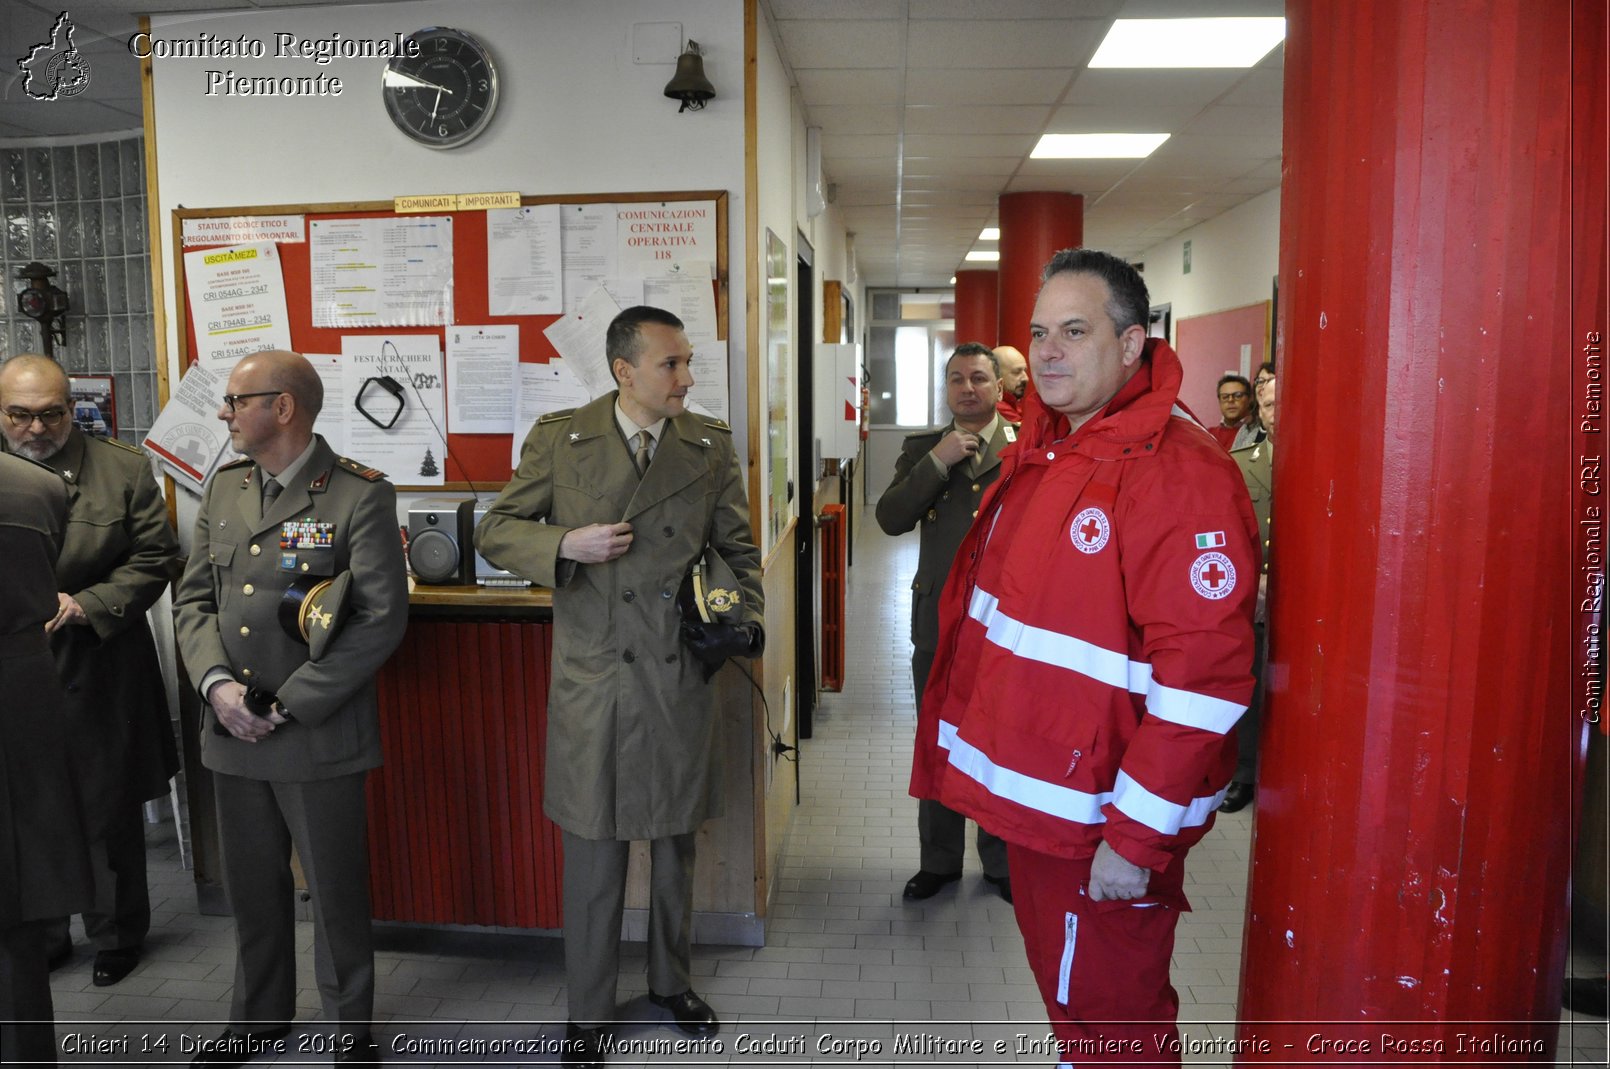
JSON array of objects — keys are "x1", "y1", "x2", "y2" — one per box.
[
  {"x1": 0, "y1": 451, "x2": 93, "y2": 1064},
  {"x1": 1230, "y1": 436, "x2": 1273, "y2": 789},
  {"x1": 174, "y1": 435, "x2": 408, "y2": 1035},
  {"x1": 7, "y1": 427, "x2": 182, "y2": 959},
  {"x1": 475, "y1": 393, "x2": 762, "y2": 1026},
  {"x1": 876, "y1": 419, "x2": 1016, "y2": 881}
]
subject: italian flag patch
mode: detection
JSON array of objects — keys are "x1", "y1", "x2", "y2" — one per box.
[{"x1": 1195, "y1": 531, "x2": 1226, "y2": 549}]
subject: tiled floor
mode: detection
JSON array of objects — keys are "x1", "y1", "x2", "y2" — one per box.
[{"x1": 44, "y1": 522, "x2": 1609, "y2": 1066}]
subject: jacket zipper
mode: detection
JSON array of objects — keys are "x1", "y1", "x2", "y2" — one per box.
[{"x1": 1056, "y1": 911, "x2": 1077, "y2": 1006}]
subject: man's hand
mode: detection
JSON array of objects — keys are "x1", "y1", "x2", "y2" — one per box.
[
  {"x1": 1087, "y1": 841, "x2": 1151, "y2": 902},
  {"x1": 559, "y1": 522, "x2": 634, "y2": 563},
  {"x1": 206, "y1": 679, "x2": 286, "y2": 743},
  {"x1": 44, "y1": 592, "x2": 87, "y2": 634},
  {"x1": 931, "y1": 429, "x2": 981, "y2": 468}
]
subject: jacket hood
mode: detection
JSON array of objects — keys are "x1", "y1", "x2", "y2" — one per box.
[{"x1": 1018, "y1": 338, "x2": 1200, "y2": 461}]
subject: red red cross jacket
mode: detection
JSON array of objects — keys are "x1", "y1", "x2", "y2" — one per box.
[{"x1": 912, "y1": 339, "x2": 1260, "y2": 874}]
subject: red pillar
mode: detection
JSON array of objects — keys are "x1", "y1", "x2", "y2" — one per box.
[
  {"x1": 953, "y1": 269, "x2": 999, "y2": 348},
  {"x1": 1237, "y1": 0, "x2": 1597, "y2": 1060},
  {"x1": 997, "y1": 193, "x2": 1081, "y2": 353}
]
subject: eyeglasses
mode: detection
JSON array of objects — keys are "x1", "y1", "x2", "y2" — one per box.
[
  {"x1": 1254, "y1": 375, "x2": 1275, "y2": 387},
  {"x1": 3, "y1": 407, "x2": 67, "y2": 428},
  {"x1": 1218, "y1": 391, "x2": 1249, "y2": 401},
  {"x1": 222, "y1": 391, "x2": 283, "y2": 413}
]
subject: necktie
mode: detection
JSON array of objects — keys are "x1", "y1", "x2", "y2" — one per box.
[
  {"x1": 262, "y1": 477, "x2": 282, "y2": 508},
  {"x1": 633, "y1": 430, "x2": 653, "y2": 478}
]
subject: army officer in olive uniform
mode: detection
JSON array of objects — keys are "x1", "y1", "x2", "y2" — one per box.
[
  {"x1": 0, "y1": 450, "x2": 94, "y2": 1066},
  {"x1": 476, "y1": 307, "x2": 762, "y2": 1065},
  {"x1": 1222, "y1": 369, "x2": 1276, "y2": 815},
  {"x1": 876, "y1": 343, "x2": 1016, "y2": 904},
  {"x1": 0, "y1": 354, "x2": 181, "y2": 989},
  {"x1": 175, "y1": 350, "x2": 408, "y2": 1066}
]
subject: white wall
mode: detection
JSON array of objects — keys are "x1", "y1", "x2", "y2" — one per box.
[
  {"x1": 149, "y1": 0, "x2": 749, "y2": 460},
  {"x1": 1137, "y1": 187, "x2": 1281, "y2": 327},
  {"x1": 753, "y1": 7, "x2": 796, "y2": 553}
]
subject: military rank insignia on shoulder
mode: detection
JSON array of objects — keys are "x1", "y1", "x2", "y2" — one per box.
[
  {"x1": 537, "y1": 409, "x2": 575, "y2": 425},
  {"x1": 100, "y1": 436, "x2": 145, "y2": 456},
  {"x1": 336, "y1": 457, "x2": 387, "y2": 481},
  {"x1": 218, "y1": 456, "x2": 252, "y2": 471},
  {"x1": 698, "y1": 415, "x2": 732, "y2": 434}
]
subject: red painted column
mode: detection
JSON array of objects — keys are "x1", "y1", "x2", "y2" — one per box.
[
  {"x1": 1237, "y1": 0, "x2": 1595, "y2": 1060},
  {"x1": 953, "y1": 269, "x2": 999, "y2": 347},
  {"x1": 997, "y1": 192, "x2": 1081, "y2": 352}
]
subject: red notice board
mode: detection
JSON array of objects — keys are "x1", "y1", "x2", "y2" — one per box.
[{"x1": 174, "y1": 192, "x2": 727, "y2": 488}]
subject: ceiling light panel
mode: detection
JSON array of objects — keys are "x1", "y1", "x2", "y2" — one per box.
[
  {"x1": 1032, "y1": 133, "x2": 1170, "y2": 158},
  {"x1": 1089, "y1": 18, "x2": 1286, "y2": 69}
]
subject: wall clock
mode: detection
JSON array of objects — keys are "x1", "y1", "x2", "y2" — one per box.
[{"x1": 381, "y1": 27, "x2": 500, "y2": 149}]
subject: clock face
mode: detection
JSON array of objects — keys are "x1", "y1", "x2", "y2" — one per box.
[{"x1": 382, "y1": 27, "x2": 499, "y2": 149}]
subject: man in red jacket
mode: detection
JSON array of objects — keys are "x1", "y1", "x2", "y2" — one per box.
[{"x1": 912, "y1": 249, "x2": 1259, "y2": 1063}]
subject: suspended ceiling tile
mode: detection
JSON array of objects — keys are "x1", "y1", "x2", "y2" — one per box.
[
  {"x1": 1046, "y1": 102, "x2": 1208, "y2": 134},
  {"x1": 820, "y1": 133, "x2": 900, "y2": 159},
  {"x1": 912, "y1": 0, "x2": 1123, "y2": 18},
  {"x1": 806, "y1": 104, "x2": 903, "y2": 135},
  {"x1": 1181, "y1": 106, "x2": 1283, "y2": 139},
  {"x1": 906, "y1": 19, "x2": 1108, "y2": 69},
  {"x1": 1218, "y1": 66, "x2": 1286, "y2": 107},
  {"x1": 903, "y1": 133, "x2": 1039, "y2": 157},
  {"x1": 903, "y1": 155, "x2": 1022, "y2": 177},
  {"x1": 903, "y1": 173, "x2": 1016, "y2": 193},
  {"x1": 773, "y1": 19, "x2": 905, "y2": 68},
  {"x1": 903, "y1": 104, "x2": 1051, "y2": 135},
  {"x1": 904, "y1": 67, "x2": 1073, "y2": 106},
  {"x1": 769, "y1": 0, "x2": 908, "y2": 19},
  {"x1": 1065, "y1": 68, "x2": 1245, "y2": 108},
  {"x1": 796, "y1": 68, "x2": 903, "y2": 107}
]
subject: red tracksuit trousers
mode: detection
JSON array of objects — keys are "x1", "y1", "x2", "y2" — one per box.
[{"x1": 1008, "y1": 842, "x2": 1188, "y2": 1067}]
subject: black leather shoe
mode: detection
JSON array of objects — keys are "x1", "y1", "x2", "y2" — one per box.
[
  {"x1": 46, "y1": 938, "x2": 73, "y2": 971},
  {"x1": 335, "y1": 1033, "x2": 381, "y2": 1065},
  {"x1": 562, "y1": 1022, "x2": 608, "y2": 1068},
  {"x1": 982, "y1": 873, "x2": 1013, "y2": 904},
  {"x1": 189, "y1": 1026, "x2": 292, "y2": 1067},
  {"x1": 902, "y1": 870, "x2": 962, "y2": 900},
  {"x1": 648, "y1": 989, "x2": 718, "y2": 1037},
  {"x1": 92, "y1": 947, "x2": 141, "y2": 987},
  {"x1": 1219, "y1": 782, "x2": 1255, "y2": 814}
]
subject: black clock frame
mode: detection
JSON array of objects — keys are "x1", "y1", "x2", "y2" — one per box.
[{"x1": 382, "y1": 27, "x2": 500, "y2": 150}]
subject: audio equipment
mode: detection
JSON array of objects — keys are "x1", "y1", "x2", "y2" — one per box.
[
  {"x1": 406, "y1": 499, "x2": 475, "y2": 585},
  {"x1": 471, "y1": 503, "x2": 529, "y2": 586}
]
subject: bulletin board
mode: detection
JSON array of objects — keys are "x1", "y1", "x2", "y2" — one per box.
[{"x1": 172, "y1": 191, "x2": 728, "y2": 490}]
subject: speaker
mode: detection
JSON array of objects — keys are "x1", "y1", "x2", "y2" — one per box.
[{"x1": 407, "y1": 499, "x2": 475, "y2": 585}]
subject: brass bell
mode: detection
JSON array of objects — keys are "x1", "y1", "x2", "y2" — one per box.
[{"x1": 664, "y1": 40, "x2": 715, "y2": 112}]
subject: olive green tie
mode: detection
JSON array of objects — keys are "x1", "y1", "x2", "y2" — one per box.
[{"x1": 633, "y1": 430, "x2": 653, "y2": 478}]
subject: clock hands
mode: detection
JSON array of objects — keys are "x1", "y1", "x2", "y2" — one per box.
[{"x1": 382, "y1": 68, "x2": 457, "y2": 97}]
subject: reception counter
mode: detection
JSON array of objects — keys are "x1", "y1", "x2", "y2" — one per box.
[{"x1": 183, "y1": 580, "x2": 772, "y2": 945}]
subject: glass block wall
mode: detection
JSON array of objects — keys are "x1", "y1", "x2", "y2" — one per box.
[{"x1": 0, "y1": 133, "x2": 157, "y2": 445}]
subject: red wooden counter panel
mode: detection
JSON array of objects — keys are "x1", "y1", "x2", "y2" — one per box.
[{"x1": 368, "y1": 619, "x2": 562, "y2": 929}]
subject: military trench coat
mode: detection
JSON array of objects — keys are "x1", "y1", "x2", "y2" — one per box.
[
  {"x1": 31, "y1": 428, "x2": 181, "y2": 833},
  {"x1": 475, "y1": 393, "x2": 763, "y2": 842},
  {"x1": 0, "y1": 452, "x2": 93, "y2": 927}
]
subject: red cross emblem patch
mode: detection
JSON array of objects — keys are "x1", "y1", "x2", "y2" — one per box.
[
  {"x1": 1070, "y1": 507, "x2": 1110, "y2": 554},
  {"x1": 1190, "y1": 551, "x2": 1237, "y2": 600}
]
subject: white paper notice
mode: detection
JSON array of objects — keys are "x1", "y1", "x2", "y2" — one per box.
[
  {"x1": 511, "y1": 359, "x2": 594, "y2": 468},
  {"x1": 644, "y1": 275, "x2": 727, "y2": 421},
  {"x1": 561, "y1": 205, "x2": 616, "y2": 313},
  {"x1": 487, "y1": 204, "x2": 562, "y2": 315},
  {"x1": 543, "y1": 286, "x2": 621, "y2": 399},
  {"x1": 182, "y1": 242, "x2": 293, "y2": 369},
  {"x1": 143, "y1": 363, "x2": 231, "y2": 493},
  {"x1": 310, "y1": 216, "x2": 454, "y2": 328},
  {"x1": 304, "y1": 354, "x2": 347, "y2": 458},
  {"x1": 447, "y1": 325, "x2": 519, "y2": 434},
  {"x1": 615, "y1": 201, "x2": 717, "y2": 278},
  {"x1": 341, "y1": 335, "x2": 448, "y2": 486}
]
